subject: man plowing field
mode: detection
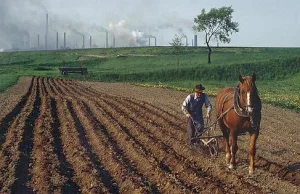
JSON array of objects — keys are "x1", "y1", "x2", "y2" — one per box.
[{"x1": 182, "y1": 84, "x2": 212, "y2": 147}]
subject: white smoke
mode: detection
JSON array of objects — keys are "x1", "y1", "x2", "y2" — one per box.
[
  {"x1": 108, "y1": 20, "x2": 154, "y2": 47},
  {"x1": 0, "y1": 0, "x2": 193, "y2": 49}
]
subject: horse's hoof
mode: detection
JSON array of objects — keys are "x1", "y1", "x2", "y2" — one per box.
[
  {"x1": 228, "y1": 164, "x2": 234, "y2": 169},
  {"x1": 249, "y1": 169, "x2": 254, "y2": 175}
]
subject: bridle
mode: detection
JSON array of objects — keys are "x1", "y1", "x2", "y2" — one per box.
[
  {"x1": 234, "y1": 83, "x2": 261, "y2": 130},
  {"x1": 234, "y1": 86, "x2": 253, "y2": 117}
]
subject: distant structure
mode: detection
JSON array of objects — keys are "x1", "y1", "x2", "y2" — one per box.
[
  {"x1": 45, "y1": 13, "x2": 49, "y2": 49},
  {"x1": 56, "y1": 32, "x2": 59, "y2": 50},
  {"x1": 7, "y1": 12, "x2": 167, "y2": 51},
  {"x1": 90, "y1": 36, "x2": 92, "y2": 48},
  {"x1": 64, "y1": 32, "x2": 66, "y2": 49},
  {"x1": 194, "y1": 35, "x2": 197, "y2": 47},
  {"x1": 106, "y1": 32, "x2": 109, "y2": 48},
  {"x1": 148, "y1": 37, "x2": 156, "y2": 47},
  {"x1": 82, "y1": 35, "x2": 85, "y2": 49}
]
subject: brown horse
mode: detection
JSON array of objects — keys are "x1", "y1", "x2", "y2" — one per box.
[{"x1": 215, "y1": 73, "x2": 261, "y2": 174}]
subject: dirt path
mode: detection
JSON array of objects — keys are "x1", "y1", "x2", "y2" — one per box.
[{"x1": 0, "y1": 77, "x2": 299, "y2": 193}]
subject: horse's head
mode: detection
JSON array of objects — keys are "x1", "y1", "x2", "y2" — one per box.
[{"x1": 238, "y1": 73, "x2": 258, "y2": 115}]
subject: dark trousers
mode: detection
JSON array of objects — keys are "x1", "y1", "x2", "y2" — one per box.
[{"x1": 187, "y1": 117, "x2": 204, "y2": 145}]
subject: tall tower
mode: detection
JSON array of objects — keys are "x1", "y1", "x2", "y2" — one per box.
[
  {"x1": 64, "y1": 32, "x2": 66, "y2": 49},
  {"x1": 56, "y1": 32, "x2": 59, "y2": 50},
  {"x1": 45, "y1": 13, "x2": 49, "y2": 49},
  {"x1": 194, "y1": 35, "x2": 197, "y2": 47}
]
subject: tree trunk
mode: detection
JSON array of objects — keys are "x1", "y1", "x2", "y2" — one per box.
[{"x1": 207, "y1": 45, "x2": 212, "y2": 64}]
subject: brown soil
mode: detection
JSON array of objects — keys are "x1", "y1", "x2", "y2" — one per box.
[{"x1": 0, "y1": 77, "x2": 299, "y2": 193}]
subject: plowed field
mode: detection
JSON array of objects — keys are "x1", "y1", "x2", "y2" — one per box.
[{"x1": 0, "y1": 77, "x2": 299, "y2": 194}]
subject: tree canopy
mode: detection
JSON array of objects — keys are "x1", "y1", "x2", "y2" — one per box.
[{"x1": 194, "y1": 6, "x2": 239, "y2": 63}]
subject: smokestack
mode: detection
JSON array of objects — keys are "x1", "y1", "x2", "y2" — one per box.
[
  {"x1": 64, "y1": 32, "x2": 66, "y2": 49},
  {"x1": 113, "y1": 35, "x2": 115, "y2": 48},
  {"x1": 194, "y1": 35, "x2": 197, "y2": 47},
  {"x1": 45, "y1": 13, "x2": 48, "y2": 49},
  {"x1": 90, "y1": 36, "x2": 92, "y2": 48},
  {"x1": 45, "y1": 34, "x2": 47, "y2": 49},
  {"x1": 56, "y1": 32, "x2": 59, "y2": 50},
  {"x1": 154, "y1": 37, "x2": 156, "y2": 47},
  {"x1": 82, "y1": 35, "x2": 85, "y2": 49},
  {"x1": 192, "y1": 39, "x2": 193, "y2": 47},
  {"x1": 38, "y1": 34, "x2": 40, "y2": 48},
  {"x1": 27, "y1": 34, "x2": 30, "y2": 49},
  {"x1": 106, "y1": 32, "x2": 108, "y2": 48},
  {"x1": 149, "y1": 38, "x2": 150, "y2": 46}
]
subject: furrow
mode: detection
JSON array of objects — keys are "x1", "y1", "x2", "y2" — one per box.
[
  {"x1": 54, "y1": 80, "x2": 159, "y2": 192},
  {"x1": 83, "y1": 99, "x2": 187, "y2": 193},
  {"x1": 57, "y1": 81, "x2": 202, "y2": 192},
  {"x1": 70, "y1": 99, "x2": 155, "y2": 193},
  {"x1": 44, "y1": 77, "x2": 81, "y2": 192},
  {"x1": 11, "y1": 76, "x2": 41, "y2": 193},
  {"x1": 0, "y1": 77, "x2": 38, "y2": 193},
  {"x1": 0, "y1": 77, "x2": 34, "y2": 148},
  {"x1": 29, "y1": 77, "x2": 66, "y2": 193},
  {"x1": 50, "y1": 97, "x2": 80, "y2": 193},
  {"x1": 54, "y1": 96, "x2": 108, "y2": 193}
]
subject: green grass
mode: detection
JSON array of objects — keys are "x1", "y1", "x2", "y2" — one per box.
[
  {"x1": 0, "y1": 74, "x2": 20, "y2": 92},
  {"x1": 0, "y1": 46, "x2": 300, "y2": 112}
]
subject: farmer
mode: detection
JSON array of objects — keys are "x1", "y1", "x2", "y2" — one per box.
[{"x1": 182, "y1": 84, "x2": 212, "y2": 146}]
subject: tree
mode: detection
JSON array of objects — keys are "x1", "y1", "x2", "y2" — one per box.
[
  {"x1": 169, "y1": 34, "x2": 185, "y2": 56},
  {"x1": 169, "y1": 34, "x2": 184, "y2": 47},
  {"x1": 194, "y1": 6, "x2": 239, "y2": 63}
]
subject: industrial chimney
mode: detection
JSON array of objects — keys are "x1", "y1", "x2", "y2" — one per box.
[
  {"x1": 27, "y1": 34, "x2": 30, "y2": 49},
  {"x1": 113, "y1": 35, "x2": 116, "y2": 48},
  {"x1": 194, "y1": 35, "x2": 197, "y2": 47},
  {"x1": 154, "y1": 37, "x2": 157, "y2": 47},
  {"x1": 90, "y1": 36, "x2": 92, "y2": 48},
  {"x1": 56, "y1": 32, "x2": 59, "y2": 50},
  {"x1": 82, "y1": 35, "x2": 85, "y2": 49},
  {"x1": 64, "y1": 32, "x2": 66, "y2": 49},
  {"x1": 185, "y1": 37, "x2": 188, "y2": 46},
  {"x1": 45, "y1": 13, "x2": 48, "y2": 49},
  {"x1": 106, "y1": 32, "x2": 109, "y2": 48},
  {"x1": 45, "y1": 34, "x2": 47, "y2": 49},
  {"x1": 38, "y1": 34, "x2": 40, "y2": 48}
]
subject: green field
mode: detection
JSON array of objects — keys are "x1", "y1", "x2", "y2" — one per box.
[{"x1": 0, "y1": 46, "x2": 299, "y2": 112}]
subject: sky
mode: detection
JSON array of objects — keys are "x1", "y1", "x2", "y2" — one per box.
[{"x1": 1, "y1": 0, "x2": 300, "y2": 50}]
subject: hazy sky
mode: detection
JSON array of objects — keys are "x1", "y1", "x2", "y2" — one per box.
[{"x1": 1, "y1": 0, "x2": 300, "y2": 50}]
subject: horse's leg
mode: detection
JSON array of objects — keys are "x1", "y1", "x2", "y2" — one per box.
[
  {"x1": 249, "y1": 131, "x2": 259, "y2": 174},
  {"x1": 222, "y1": 128, "x2": 231, "y2": 165},
  {"x1": 229, "y1": 131, "x2": 238, "y2": 169}
]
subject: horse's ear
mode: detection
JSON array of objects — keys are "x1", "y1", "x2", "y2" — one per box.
[
  {"x1": 252, "y1": 73, "x2": 256, "y2": 82},
  {"x1": 239, "y1": 74, "x2": 244, "y2": 83}
]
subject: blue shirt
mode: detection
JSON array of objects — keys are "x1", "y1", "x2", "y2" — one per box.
[{"x1": 182, "y1": 93, "x2": 212, "y2": 120}]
